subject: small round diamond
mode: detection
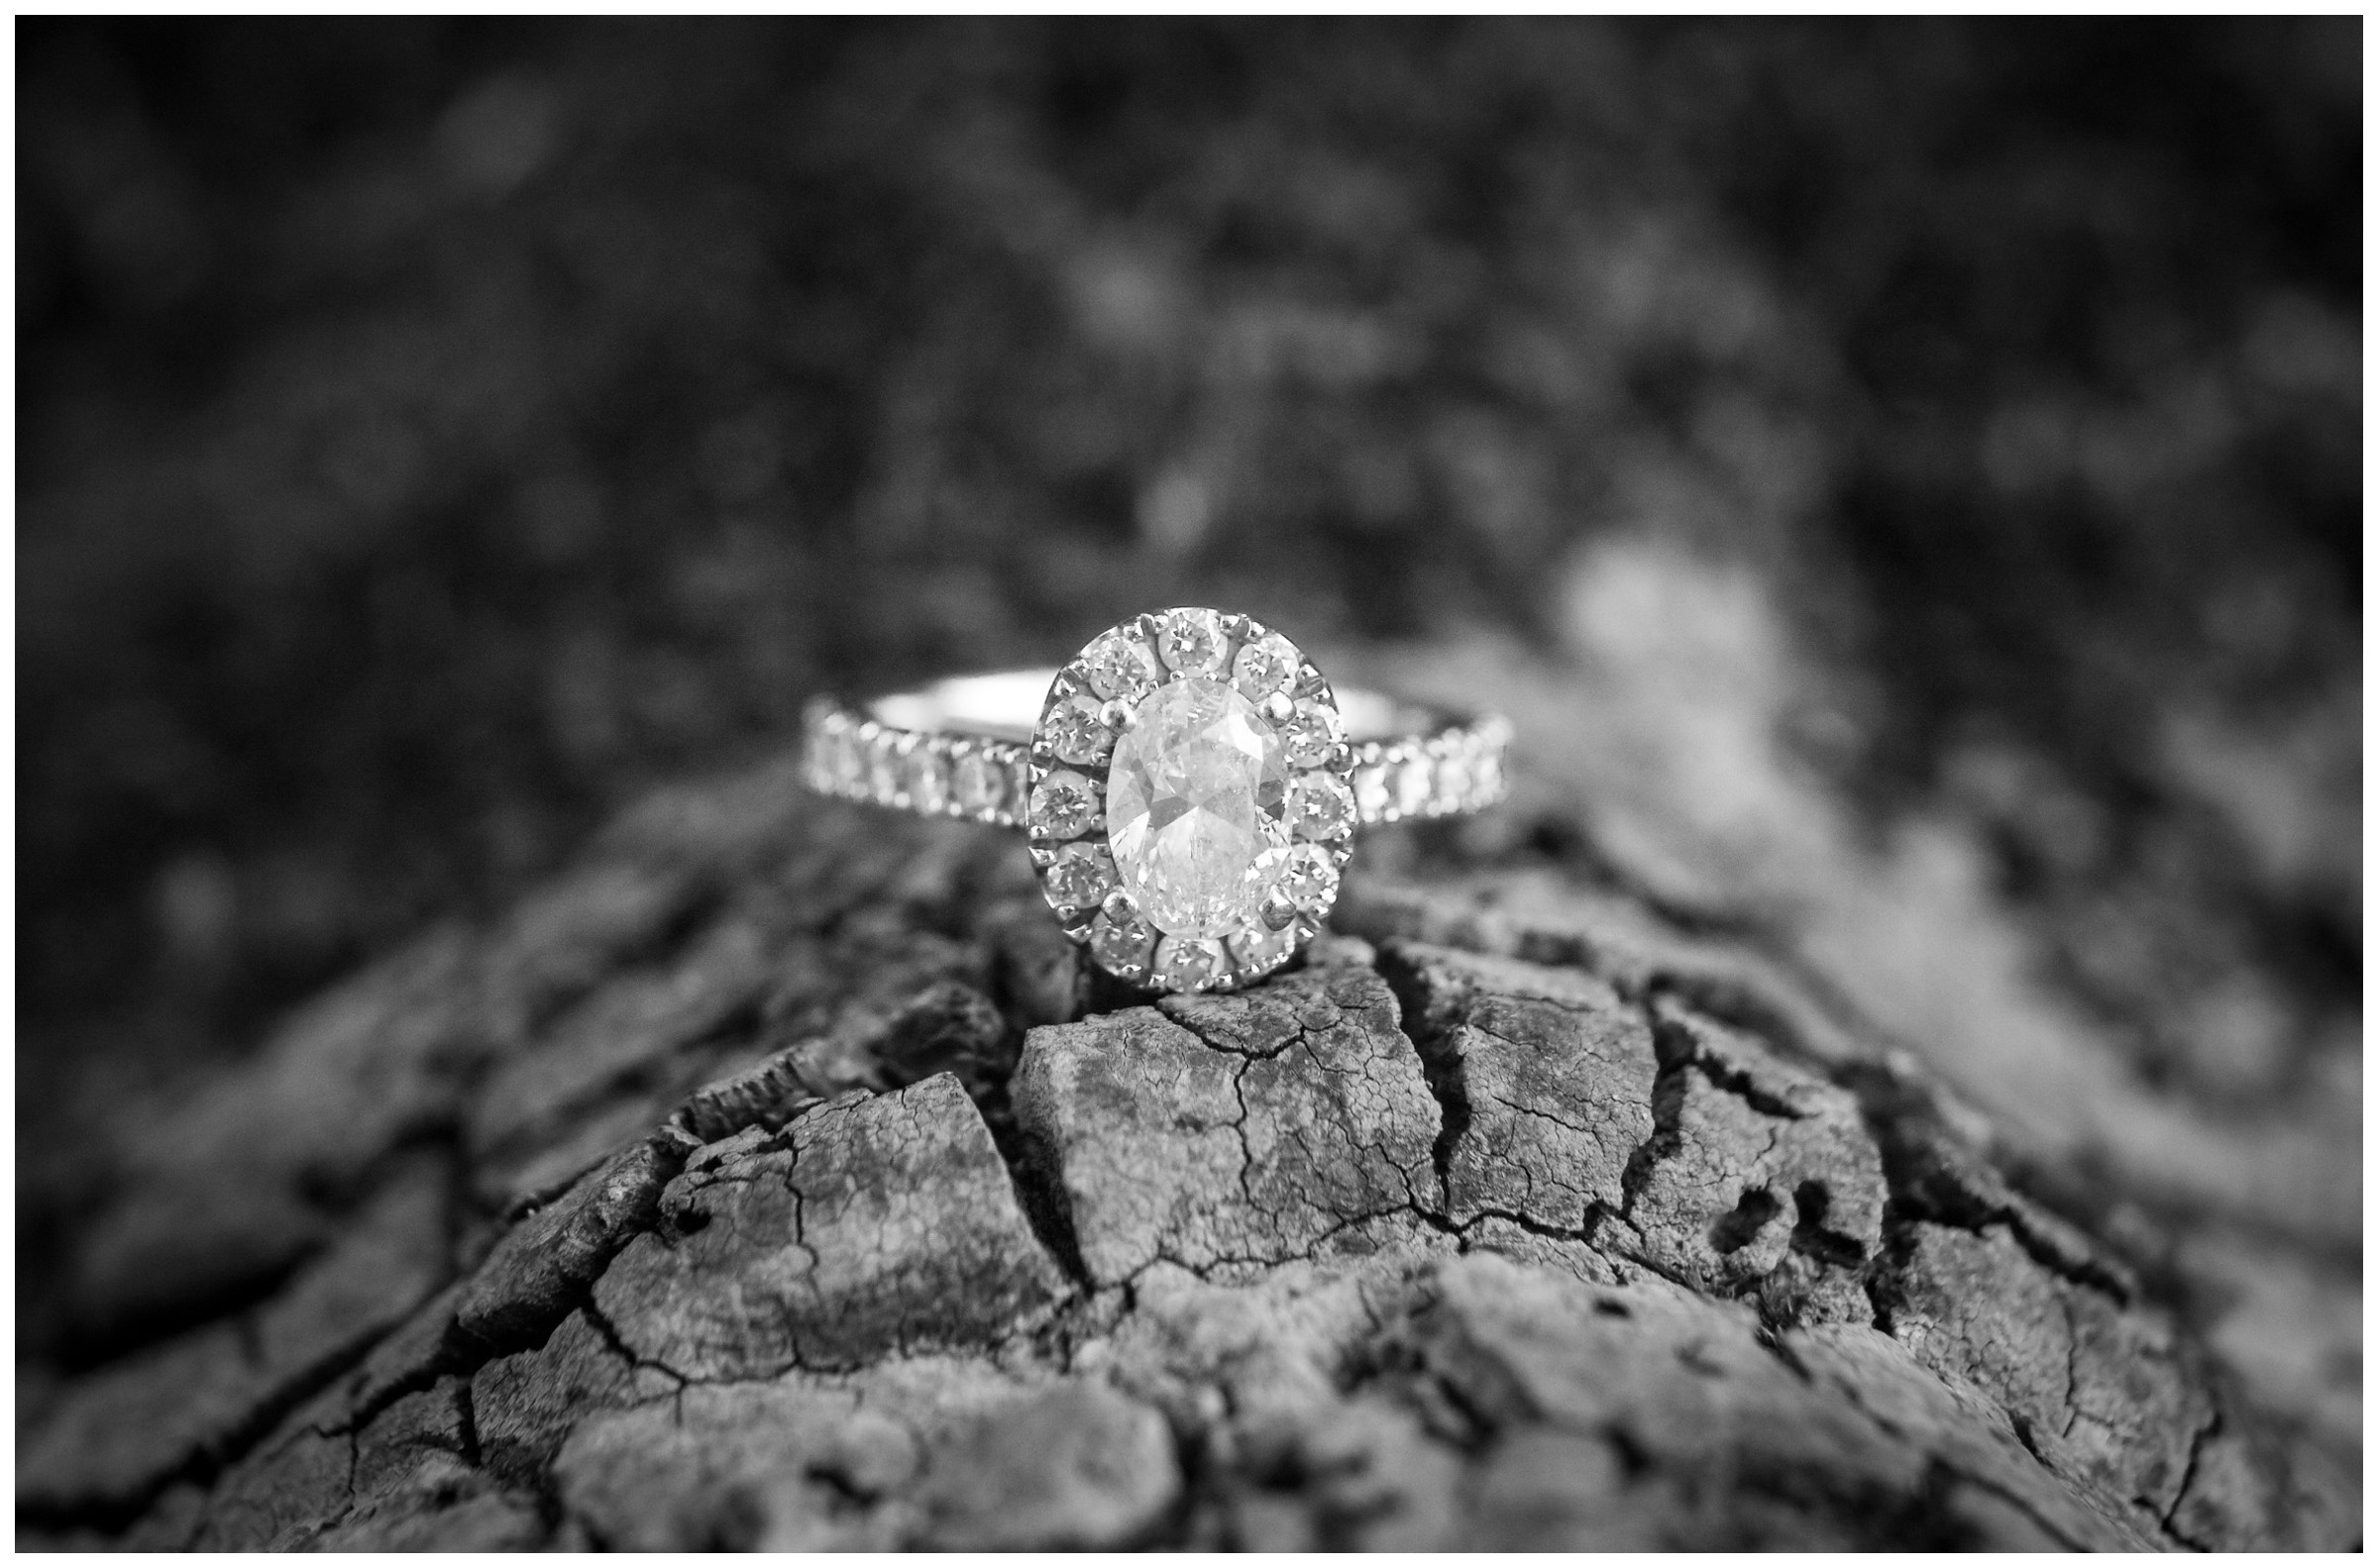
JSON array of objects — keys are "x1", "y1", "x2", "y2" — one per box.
[
  {"x1": 903, "y1": 745, "x2": 950, "y2": 813},
  {"x1": 1469, "y1": 751, "x2": 1505, "y2": 806},
  {"x1": 1083, "y1": 629, "x2": 1157, "y2": 703},
  {"x1": 813, "y1": 725, "x2": 861, "y2": 792},
  {"x1": 954, "y1": 750, "x2": 1009, "y2": 817},
  {"x1": 1231, "y1": 631, "x2": 1299, "y2": 701},
  {"x1": 1286, "y1": 772, "x2": 1355, "y2": 841},
  {"x1": 839, "y1": 730, "x2": 870, "y2": 790},
  {"x1": 1154, "y1": 935, "x2": 1225, "y2": 991},
  {"x1": 1352, "y1": 758, "x2": 1391, "y2": 821},
  {"x1": 1279, "y1": 841, "x2": 1340, "y2": 907},
  {"x1": 1278, "y1": 698, "x2": 1345, "y2": 769},
  {"x1": 1156, "y1": 608, "x2": 1228, "y2": 676},
  {"x1": 1045, "y1": 842, "x2": 1116, "y2": 910},
  {"x1": 1394, "y1": 752, "x2": 1434, "y2": 816},
  {"x1": 1043, "y1": 690, "x2": 1113, "y2": 766},
  {"x1": 865, "y1": 731, "x2": 900, "y2": 801},
  {"x1": 1089, "y1": 909, "x2": 1155, "y2": 972},
  {"x1": 1434, "y1": 751, "x2": 1473, "y2": 813},
  {"x1": 1029, "y1": 769, "x2": 1099, "y2": 839},
  {"x1": 1230, "y1": 922, "x2": 1298, "y2": 976}
]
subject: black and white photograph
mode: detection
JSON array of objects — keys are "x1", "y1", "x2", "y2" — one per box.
[{"x1": 16, "y1": 16, "x2": 2361, "y2": 1550}]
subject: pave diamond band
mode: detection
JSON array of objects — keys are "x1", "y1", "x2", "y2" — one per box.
[
  {"x1": 802, "y1": 680, "x2": 1509, "y2": 829},
  {"x1": 803, "y1": 685, "x2": 1036, "y2": 828},
  {"x1": 801, "y1": 609, "x2": 1510, "y2": 993}
]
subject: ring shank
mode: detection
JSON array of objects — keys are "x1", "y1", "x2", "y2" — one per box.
[{"x1": 804, "y1": 668, "x2": 1509, "y2": 830}]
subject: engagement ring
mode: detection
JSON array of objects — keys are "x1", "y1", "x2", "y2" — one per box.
[{"x1": 803, "y1": 608, "x2": 1510, "y2": 993}]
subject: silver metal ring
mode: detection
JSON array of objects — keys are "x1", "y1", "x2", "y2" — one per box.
[{"x1": 803, "y1": 607, "x2": 1510, "y2": 993}]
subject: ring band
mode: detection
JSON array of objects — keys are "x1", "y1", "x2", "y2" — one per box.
[
  {"x1": 803, "y1": 673, "x2": 1509, "y2": 829},
  {"x1": 801, "y1": 608, "x2": 1510, "y2": 993}
]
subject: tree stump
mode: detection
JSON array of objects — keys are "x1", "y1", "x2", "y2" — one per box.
[{"x1": 16, "y1": 750, "x2": 2358, "y2": 1549}]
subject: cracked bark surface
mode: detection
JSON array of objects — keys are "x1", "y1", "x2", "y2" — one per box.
[{"x1": 16, "y1": 754, "x2": 2358, "y2": 1549}]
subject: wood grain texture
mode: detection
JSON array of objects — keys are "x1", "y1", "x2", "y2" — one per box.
[{"x1": 16, "y1": 753, "x2": 2357, "y2": 1549}]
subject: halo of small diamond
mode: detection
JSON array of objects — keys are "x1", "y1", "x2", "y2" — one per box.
[{"x1": 1027, "y1": 609, "x2": 1354, "y2": 993}]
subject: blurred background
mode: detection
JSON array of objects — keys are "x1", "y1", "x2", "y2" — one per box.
[{"x1": 17, "y1": 18, "x2": 2360, "y2": 1426}]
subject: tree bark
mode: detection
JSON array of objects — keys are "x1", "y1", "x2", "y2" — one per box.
[{"x1": 16, "y1": 752, "x2": 2357, "y2": 1549}]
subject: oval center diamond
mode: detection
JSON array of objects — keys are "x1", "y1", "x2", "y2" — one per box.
[{"x1": 1106, "y1": 677, "x2": 1290, "y2": 938}]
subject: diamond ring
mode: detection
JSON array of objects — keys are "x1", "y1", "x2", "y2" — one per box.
[{"x1": 802, "y1": 607, "x2": 1510, "y2": 993}]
